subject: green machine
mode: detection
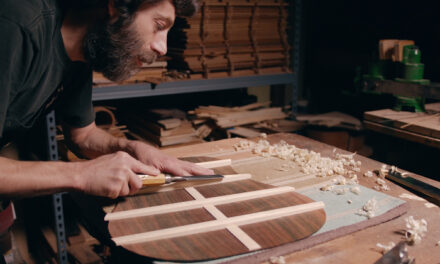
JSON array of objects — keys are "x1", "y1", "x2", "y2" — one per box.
[
  {"x1": 394, "y1": 45, "x2": 430, "y2": 112},
  {"x1": 395, "y1": 45, "x2": 430, "y2": 85}
]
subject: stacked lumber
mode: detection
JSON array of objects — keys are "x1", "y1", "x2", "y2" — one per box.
[
  {"x1": 189, "y1": 102, "x2": 287, "y2": 129},
  {"x1": 168, "y1": 0, "x2": 291, "y2": 79},
  {"x1": 123, "y1": 108, "x2": 203, "y2": 147},
  {"x1": 92, "y1": 60, "x2": 168, "y2": 85}
]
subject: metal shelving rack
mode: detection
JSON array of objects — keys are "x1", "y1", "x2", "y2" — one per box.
[
  {"x1": 49, "y1": 1, "x2": 303, "y2": 263},
  {"x1": 92, "y1": 73, "x2": 295, "y2": 101}
]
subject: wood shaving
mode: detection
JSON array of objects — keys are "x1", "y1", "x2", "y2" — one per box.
[
  {"x1": 260, "y1": 133, "x2": 268, "y2": 139},
  {"x1": 363, "y1": 171, "x2": 374, "y2": 177},
  {"x1": 333, "y1": 188, "x2": 347, "y2": 195},
  {"x1": 333, "y1": 176, "x2": 347, "y2": 185},
  {"x1": 233, "y1": 140, "x2": 256, "y2": 151},
  {"x1": 357, "y1": 197, "x2": 377, "y2": 219},
  {"x1": 404, "y1": 216, "x2": 427, "y2": 245},
  {"x1": 375, "y1": 178, "x2": 390, "y2": 191},
  {"x1": 320, "y1": 183, "x2": 334, "y2": 191},
  {"x1": 425, "y1": 203, "x2": 436, "y2": 208},
  {"x1": 269, "y1": 256, "x2": 286, "y2": 264},
  {"x1": 347, "y1": 174, "x2": 359, "y2": 185},
  {"x1": 399, "y1": 193, "x2": 426, "y2": 201},
  {"x1": 350, "y1": 186, "x2": 361, "y2": 195},
  {"x1": 376, "y1": 242, "x2": 396, "y2": 254}
]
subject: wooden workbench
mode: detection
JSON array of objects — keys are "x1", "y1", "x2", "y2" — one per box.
[
  {"x1": 364, "y1": 103, "x2": 440, "y2": 149},
  {"x1": 162, "y1": 133, "x2": 440, "y2": 264}
]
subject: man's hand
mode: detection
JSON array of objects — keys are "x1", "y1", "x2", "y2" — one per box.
[
  {"x1": 126, "y1": 141, "x2": 214, "y2": 176},
  {"x1": 76, "y1": 151, "x2": 160, "y2": 198}
]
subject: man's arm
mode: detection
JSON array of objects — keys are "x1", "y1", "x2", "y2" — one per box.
[
  {"x1": 0, "y1": 150, "x2": 159, "y2": 199},
  {"x1": 63, "y1": 122, "x2": 214, "y2": 176}
]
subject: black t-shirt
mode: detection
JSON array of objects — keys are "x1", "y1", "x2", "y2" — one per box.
[{"x1": 0, "y1": 0, "x2": 95, "y2": 148}]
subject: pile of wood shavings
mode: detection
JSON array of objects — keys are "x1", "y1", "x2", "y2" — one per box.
[
  {"x1": 405, "y1": 216, "x2": 428, "y2": 245},
  {"x1": 233, "y1": 139, "x2": 361, "y2": 178},
  {"x1": 357, "y1": 197, "x2": 377, "y2": 218}
]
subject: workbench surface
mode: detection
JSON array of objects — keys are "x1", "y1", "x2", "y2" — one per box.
[
  {"x1": 162, "y1": 133, "x2": 440, "y2": 264},
  {"x1": 364, "y1": 103, "x2": 440, "y2": 149}
]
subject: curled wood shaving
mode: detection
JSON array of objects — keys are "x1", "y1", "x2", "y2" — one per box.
[
  {"x1": 350, "y1": 186, "x2": 361, "y2": 195},
  {"x1": 363, "y1": 171, "x2": 374, "y2": 177},
  {"x1": 405, "y1": 216, "x2": 427, "y2": 245},
  {"x1": 424, "y1": 203, "x2": 436, "y2": 208},
  {"x1": 375, "y1": 178, "x2": 390, "y2": 191},
  {"x1": 320, "y1": 183, "x2": 334, "y2": 191},
  {"x1": 376, "y1": 242, "x2": 396, "y2": 254},
  {"x1": 333, "y1": 188, "x2": 348, "y2": 195},
  {"x1": 357, "y1": 197, "x2": 377, "y2": 219},
  {"x1": 333, "y1": 176, "x2": 347, "y2": 185},
  {"x1": 399, "y1": 193, "x2": 426, "y2": 201},
  {"x1": 347, "y1": 174, "x2": 359, "y2": 185}
]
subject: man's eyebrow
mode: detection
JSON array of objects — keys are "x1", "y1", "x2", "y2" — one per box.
[{"x1": 155, "y1": 14, "x2": 174, "y2": 27}]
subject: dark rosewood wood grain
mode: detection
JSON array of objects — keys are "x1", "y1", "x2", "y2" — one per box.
[{"x1": 108, "y1": 179, "x2": 326, "y2": 261}]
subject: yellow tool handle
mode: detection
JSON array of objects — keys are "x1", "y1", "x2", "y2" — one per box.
[{"x1": 139, "y1": 174, "x2": 166, "y2": 186}]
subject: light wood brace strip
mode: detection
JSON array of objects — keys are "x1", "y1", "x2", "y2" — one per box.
[
  {"x1": 196, "y1": 159, "x2": 232, "y2": 169},
  {"x1": 105, "y1": 185, "x2": 295, "y2": 221},
  {"x1": 185, "y1": 187, "x2": 262, "y2": 251},
  {"x1": 112, "y1": 201, "x2": 325, "y2": 246}
]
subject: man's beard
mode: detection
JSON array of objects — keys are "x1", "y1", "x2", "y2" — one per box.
[{"x1": 83, "y1": 19, "x2": 158, "y2": 82}]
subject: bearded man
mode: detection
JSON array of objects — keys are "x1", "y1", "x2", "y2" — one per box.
[{"x1": 0, "y1": 0, "x2": 212, "y2": 199}]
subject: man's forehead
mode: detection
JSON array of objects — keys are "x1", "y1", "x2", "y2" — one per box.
[{"x1": 138, "y1": 0, "x2": 176, "y2": 22}]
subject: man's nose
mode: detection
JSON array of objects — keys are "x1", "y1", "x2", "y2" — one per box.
[{"x1": 151, "y1": 32, "x2": 167, "y2": 56}]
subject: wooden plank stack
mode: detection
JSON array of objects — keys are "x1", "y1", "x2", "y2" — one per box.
[
  {"x1": 189, "y1": 102, "x2": 288, "y2": 128},
  {"x1": 123, "y1": 109, "x2": 203, "y2": 147},
  {"x1": 92, "y1": 60, "x2": 168, "y2": 85},
  {"x1": 168, "y1": 0, "x2": 291, "y2": 79}
]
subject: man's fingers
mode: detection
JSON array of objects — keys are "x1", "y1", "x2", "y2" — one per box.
[
  {"x1": 187, "y1": 164, "x2": 215, "y2": 175},
  {"x1": 128, "y1": 173, "x2": 142, "y2": 195},
  {"x1": 130, "y1": 158, "x2": 160, "y2": 176},
  {"x1": 119, "y1": 182, "x2": 130, "y2": 197}
]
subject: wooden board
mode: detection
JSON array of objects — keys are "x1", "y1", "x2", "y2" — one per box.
[
  {"x1": 107, "y1": 179, "x2": 325, "y2": 261},
  {"x1": 364, "y1": 106, "x2": 440, "y2": 148}
]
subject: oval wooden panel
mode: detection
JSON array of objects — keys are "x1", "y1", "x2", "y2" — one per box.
[{"x1": 108, "y1": 179, "x2": 326, "y2": 261}]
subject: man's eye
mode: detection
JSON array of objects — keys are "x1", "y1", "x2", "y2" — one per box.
[{"x1": 155, "y1": 23, "x2": 165, "y2": 31}]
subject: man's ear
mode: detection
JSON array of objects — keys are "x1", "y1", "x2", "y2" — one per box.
[{"x1": 107, "y1": 0, "x2": 118, "y2": 21}]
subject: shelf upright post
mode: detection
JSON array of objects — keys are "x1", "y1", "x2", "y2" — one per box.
[
  {"x1": 292, "y1": 0, "x2": 303, "y2": 116},
  {"x1": 45, "y1": 111, "x2": 68, "y2": 264}
]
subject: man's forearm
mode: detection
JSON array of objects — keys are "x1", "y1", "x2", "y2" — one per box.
[
  {"x1": 0, "y1": 157, "x2": 81, "y2": 198},
  {"x1": 65, "y1": 122, "x2": 134, "y2": 159}
]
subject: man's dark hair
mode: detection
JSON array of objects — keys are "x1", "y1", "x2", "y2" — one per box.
[
  {"x1": 63, "y1": 0, "x2": 200, "y2": 18},
  {"x1": 114, "y1": 0, "x2": 200, "y2": 18}
]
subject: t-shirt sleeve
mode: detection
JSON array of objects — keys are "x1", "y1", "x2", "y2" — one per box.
[
  {"x1": 0, "y1": 18, "x2": 33, "y2": 138},
  {"x1": 58, "y1": 64, "x2": 95, "y2": 128}
]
